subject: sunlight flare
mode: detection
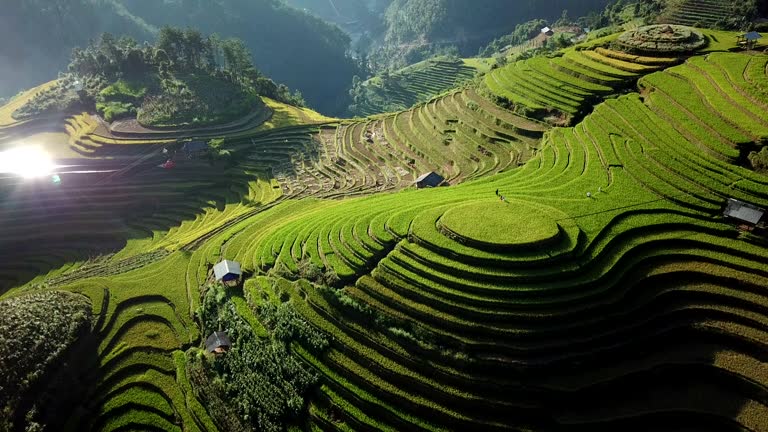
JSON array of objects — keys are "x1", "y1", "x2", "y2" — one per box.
[{"x1": 0, "y1": 147, "x2": 56, "y2": 178}]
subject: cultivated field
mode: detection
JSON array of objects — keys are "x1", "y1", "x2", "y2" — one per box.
[
  {"x1": 662, "y1": 0, "x2": 734, "y2": 28},
  {"x1": 350, "y1": 58, "x2": 479, "y2": 117},
  {"x1": 0, "y1": 25, "x2": 766, "y2": 432}
]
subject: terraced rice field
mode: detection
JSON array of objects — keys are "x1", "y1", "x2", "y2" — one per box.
[
  {"x1": 211, "y1": 52, "x2": 768, "y2": 430},
  {"x1": 484, "y1": 46, "x2": 680, "y2": 121},
  {"x1": 319, "y1": 88, "x2": 547, "y2": 190},
  {"x1": 663, "y1": 0, "x2": 733, "y2": 28},
  {"x1": 351, "y1": 58, "x2": 478, "y2": 117},
  {"x1": 1, "y1": 45, "x2": 767, "y2": 431}
]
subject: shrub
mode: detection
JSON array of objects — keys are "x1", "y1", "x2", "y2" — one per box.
[
  {"x1": 0, "y1": 291, "x2": 92, "y2": 431},
  {"x1": 96, "y1": 101, "x2": 136, "y2": 122},
  {"x1": 191, "y1": 283, "x2": 327, "y2": 431},
  {"x1": 748, "y1": 146, "x2": 768, "y2": 173}
]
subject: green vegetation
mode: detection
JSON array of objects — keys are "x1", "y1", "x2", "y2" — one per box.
[
  {"x1": 1, "y1": 6, "x2": 768, "y2": 431},
  {"x1": 480, "y1": 19, "x2": 549, "y2": 57},
  {"x1": 439, "y1": 201, "x2": 562, "y2": 250},
  {"x1": 616, "y1": 24, "x2": 707, "y2": 54},
  {"x1": 661, "y1": 0, "x2": 762, "y2": 30},
  {"x1": 749, "y1": 146, "x2": 768, "y2": 173},
  {"x1": 371, "y1": 0, "x2": 614, "y2": 70},
  {"x1": 348, "y1": 56, "x2": 478, "y2": 116},
  {"x1": 190, "y1": 283, "x2": 327, "y2": 432},
  {"x1": 0, "y1": 291, "x2": 93, "y2": 431},
  {"x1": 12, "y1": 29, "x2": 293, "y2": 128},
  {"x1": 96, "y1": 79, "x2": 148, "y2": 122},
  {"x1": 11, "y1": 76, "x2": 104, "y2": 121},
  {"x1": 198, "y1": 52, "x2": 768, "y2": 430},
  {"x1": 0, "y1": 0, "x2": 361, "y2": 115}
]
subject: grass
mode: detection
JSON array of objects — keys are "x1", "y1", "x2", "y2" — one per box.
[
  {"x1": 439, "y1": 200, "x2": 561, "y2": 248},
  {"x1": 0, "y1": 45, "x2": 767, "y2": 432},
  {"x1": 256, "y1": 97, "x2": 338, "y2": 131},
  {"x1": 462, "y1": 58, "x2": 495, "y2": 73},
  {"x1": 350, "y1": 57, "x2": 478, "y2": 117},
  {"x1": 100, "y1": 79, "x2": 149, "y2": 100},
  {"x1": 0, "y1": 80, "x2": 57, "y2": 127}
]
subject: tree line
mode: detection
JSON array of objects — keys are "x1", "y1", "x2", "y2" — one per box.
[{"x1": 69, "y1": 27, "x2": 305, "y2": 106}]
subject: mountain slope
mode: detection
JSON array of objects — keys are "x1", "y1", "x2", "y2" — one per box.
[
  {"x1": 0, "y1": 0, "x2": 360, "y2": 115},
  {"x1": 374, "y1": 0, "x2": 614, "y2": 68},
  {"x1": 0, "y1": 0, "x2": 153, "y2": 99},
  {"x1": 119, "y1": 0, "x2": 361, "y2": 114}
]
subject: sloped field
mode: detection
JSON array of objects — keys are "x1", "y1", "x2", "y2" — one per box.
[
  {"x1": 61, "y1": 253, "x2": 216, "y2": 432},
  {"x1": 320, "y1": 88, "x2": 547, "y2": 191},
  {"x1": 350, "y1": 58, "x2": 478, "y2": 117},
  {"x1": 484, "y1": 46, "x2": 680, "y2": 121},
  {"x1": 0, "y1": 48, "x2": 766, "y2": 431},
  {"x1": 206, "y1": 52, "x2": 768, "y2": 430},
  {"x1": 663, "y1": 0, "x2": 733, "y2": 28},
  {"x1": 0, "y1": 159, "x2": 278, "y2": 290}
]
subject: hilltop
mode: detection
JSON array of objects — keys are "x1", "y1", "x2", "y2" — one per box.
[
  {"x1": 12, "y1": 27, "x2": 305, "y2": 133},
  {"x1": 0, "y1": 0, "x2": 360, "y2": 115},
  {"x1": 0, "y1": 9, "x2": 768, "y2": 432}
]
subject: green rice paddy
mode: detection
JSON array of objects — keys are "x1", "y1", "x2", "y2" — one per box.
[{"x1": 0, "y1": 28, "x2": 766, "y2": 432}]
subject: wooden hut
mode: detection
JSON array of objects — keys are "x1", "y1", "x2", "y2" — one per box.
[
  {"x1": 213, "y1": 259, "x2": 242, "y2": 286},
  {"x1": 724, "y1": 198, "x2": 765, "y2": 230},
  {"x1": 737, "y1": 31, "x2": 762, "y2": 50},
  {"x1": 414, "y1": 172, "x2": 445, "y2": 189},
  {"x1": 205, "y1": 331, "x2": 231, "y2": 355}
]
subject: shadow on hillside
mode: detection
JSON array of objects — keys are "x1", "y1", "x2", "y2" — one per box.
[
  {"x1": 13, "y1": 319, "x2": 103, "y2": 430},
  {"x1": 533, "y1": 269, "x2": 766, "y2": 431},
  {"x1": 0, "y1": 150, "x2": 272, "y2": 293}
]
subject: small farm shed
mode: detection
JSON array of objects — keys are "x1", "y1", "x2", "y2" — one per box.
[
  {"x1": 213, "y1": 259, "x2": 242, "y2": 284},
  {"x1": 182, "y1": 141, "x2": 208, "y2": 158},
  {"x1": 414, "y1": 172, "x2": 444, "y2": 188},
  {"x1": 541, "y1": 26, "x2": 554, "y2": 36},
  {"x1": 737, "y1": 31, "x2": 762, "y2": 50},
  {"x1": 205, "y1": 331, "x2": 231, "y2": 355},
  {"x1": 724, "y1": 198, "x2": 765, "y2": 227}
]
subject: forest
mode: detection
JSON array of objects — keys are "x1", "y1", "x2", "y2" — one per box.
[
  {"x1": 15, "y1": 27, "x2": 303, "y2": 128},
  {"x1": 367, "y1": 0, "x2": 616, "y2": 69},
  {"x1": 0, "y1": 0, "x2": 360, "y2": 115}
]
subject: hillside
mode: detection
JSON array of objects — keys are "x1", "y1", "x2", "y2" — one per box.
[
  {"x1": 0, "y1": 21, "x2": 767, "y2": 432},
  {"x1": 0, "y1": 0, "x2": 360, "y2": 115},
  {"x1": 282, "y1": 0, "x2": 387, "y2": 40},
  {"x1": 0, "y1": 291, "x2": 93, "y2": 431},
  {"x1": 0, "y1": 0, "x2": 153, "y2": 101},
  {"x1": 347, "y1": 56, "x2": 487, "y2": 116},
  {"x1": 661, "y1": 0, "x2": 763, "y2": 29},
  {"x1": 371, "y1": 0, "x2": 614, "y2": 69}
]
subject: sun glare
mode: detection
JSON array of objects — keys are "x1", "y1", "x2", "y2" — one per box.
[{"x1": 0, "y1": 147, "x2": 56, "y2": 179}]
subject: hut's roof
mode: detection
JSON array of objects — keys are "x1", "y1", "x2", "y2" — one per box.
[
  {"x1": 205, "y1": 331, "x2": 231, "y2": 353},
  {"x1": 415, "y1": 171, "x2": 444, "y2": 183},
  {"x1": 213, "y1": 260, "x2": 242, "y2": 281},
  {"x1": 724, "y1": 198, "x2": 765, "y2": 225},
  {"x1": 743, "y1": 31, "x2": 763, "y2": 41},
  {"x1": 182, "y1": 141, "x2": 208, "y2": 152}
]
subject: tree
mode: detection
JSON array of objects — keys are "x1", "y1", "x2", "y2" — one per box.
[
  {"x1": 220, "y1": 38, "x2": 254, "y2": 83},
  {"x1": 157, "y1": 26, "x2": 186, "y2": 69},
  {"x1": 182, "y1": 28, "x2": 209, "y2": 70},
  {"x1": 748, "y1": 146, "x2": 768, "y2": 173},
  {"x1": 555, "y1": 9, "x2": 571, "y2": 27},
  {"x1": 123, "y1": 49, "x2": 147, "y2": 77},
  {"x1": 208, "y1": 138, "x2": 232, "y2": 166}
]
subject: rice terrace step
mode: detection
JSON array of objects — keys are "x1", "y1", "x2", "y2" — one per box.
[{"x1": 0, "y1": 5, "x2": 767, "y2": 432}]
